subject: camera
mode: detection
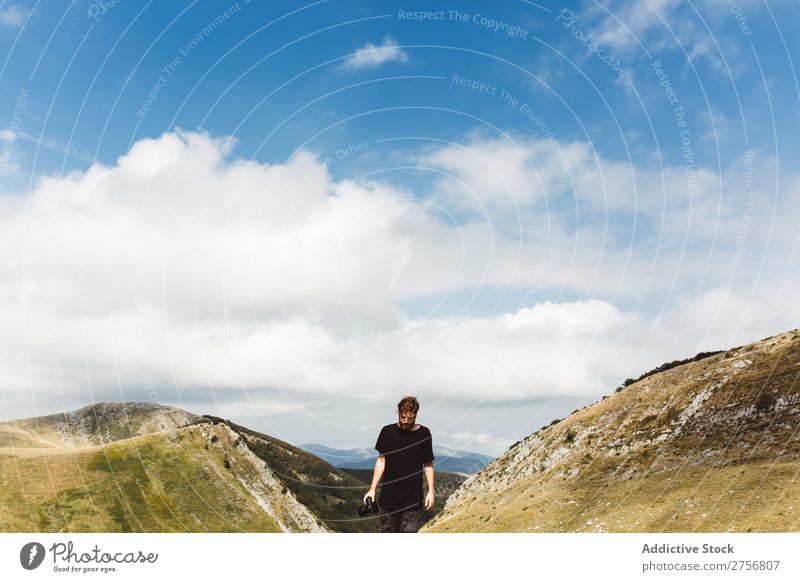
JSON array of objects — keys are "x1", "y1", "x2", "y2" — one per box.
[{"x1": 357, "y1": 496, "x2": 379, "y2": 516}]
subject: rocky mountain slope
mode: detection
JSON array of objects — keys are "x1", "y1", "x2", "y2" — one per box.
[
  {"x1": 424, "y1": 330, "x2": 800, "y2": 532},
  {"x1": 0, "y1": 402, "x2": 375, "y2": 532},
  {"x1": 201, "y1": 415, "x2": 379, "y2": 532}
]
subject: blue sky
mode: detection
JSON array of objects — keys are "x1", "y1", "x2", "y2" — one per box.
[
  {"x1": 5, "y1": 0, "x2": 797, "y2": 176},
  {"x1": 1, "y1": 0, "x2": 799, "y2": 454}
]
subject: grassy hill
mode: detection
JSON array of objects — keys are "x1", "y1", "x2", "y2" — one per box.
[
  {"x1": 0, "y1": 401, "x2": 407, "y2": 532},
  {"x1": 0, "y1": 402, "x2": 198, "y2": 449},
  {"x1": 0, "y1": 403, "x2": 327, "y2": 532},
  {"x1": 0, "y1": 422, "x2": 286, "y2": 532},
  {"x1": 424, "y1": 329, "x2": 800, "y2": 533},
  {"x1": 0, "y1": 401, "x2": 481, "y2": 533}
]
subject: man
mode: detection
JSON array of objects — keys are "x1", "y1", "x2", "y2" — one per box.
[{"x1": 363, "y1": 396, "x2": 435, "y2": 533}]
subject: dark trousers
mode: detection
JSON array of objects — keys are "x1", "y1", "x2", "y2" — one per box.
[{"x1": 379, "y1": 507, "x2": 421, "y2": 533}]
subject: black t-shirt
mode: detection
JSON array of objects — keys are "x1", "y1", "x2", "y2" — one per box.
[{"x1": 374, "y1": 423, "x2": 434, "y2": 511}]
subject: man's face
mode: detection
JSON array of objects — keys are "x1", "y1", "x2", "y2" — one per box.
[{"x1": 398, "y1": 410, "x2": 417, "y2": 430}]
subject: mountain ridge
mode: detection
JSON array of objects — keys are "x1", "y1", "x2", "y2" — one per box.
[
  {"x1": 424, "y1": 329, "x2": 800, "y2": 532},
  {"x1": 1, "y1": 401, "x2": 199, "y2": 449},
  {"x1": 0, "y1": 403, "x2": 374, "y2": 532}
]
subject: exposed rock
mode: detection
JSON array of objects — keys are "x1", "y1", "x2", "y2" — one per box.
[{"x1": 426, "y1": 329, "x2": 800, "y2": 532}]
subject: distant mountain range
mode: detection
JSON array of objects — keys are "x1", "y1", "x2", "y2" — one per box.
[
  {"x1": 299, "y1": 442, "x2": 493, "y2": 473},
  {"x1": 424, "y1": 329, "x2": 800, "y2": 533}
]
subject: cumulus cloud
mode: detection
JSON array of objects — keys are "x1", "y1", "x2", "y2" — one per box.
[
  {"x1": 0, "y1": 132, "x2": 624, "y2": 412},
  {"x1": 419, "y1": 133, "x2": 714, "y2": 220},
  {"x1": 416, "y1": 133, "x2": 768, "y2": 299},
  {"x1": 343, "y1": 35, "x2": 408, "y2": 71},
  {"x1": 1, "y1": 130, "x2": 796, "y2": 436}
]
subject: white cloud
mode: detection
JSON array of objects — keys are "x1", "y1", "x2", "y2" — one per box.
[
  {"x1": 588, "y1": 0, "x2": 744, "y2": 75},
  {"x1": 0, "y1": 132, "x2": 630, "y2": 410},
  {"x1": 419, "y1": 133, "x2": 734, "y2": 255},
  {"x1": 343, "y1": 35, "x2": 408, "y2": 71},
  {"x1": 593, "y1": 0, "x2": 682, "y2": 51},
  {"x1": 0, "y1": 4, "x2": 29, "y2": 27},
  {"x1": 448, "y1": 430, "x2": 516, "y2": 456},
  {"x1": 1, "y1": 130, "x2": 796, "y2": 433}
]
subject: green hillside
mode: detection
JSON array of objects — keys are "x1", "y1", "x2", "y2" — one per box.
[
  {"x1": 0, "y1": 403, "x2": 332, "y2": 533},
  {"x1": 0, "y1": 425, "x2": 281, "y2": 532}
]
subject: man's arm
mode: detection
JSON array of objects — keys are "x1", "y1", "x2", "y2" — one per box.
[
  {"x1": 423, "y1": 461, "x2": 435, "y2": 510},
  {"x1": 364, "y1": 455, "x2": 385, "y2": 503}
]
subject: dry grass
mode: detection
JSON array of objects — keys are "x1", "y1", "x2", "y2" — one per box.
[
  {"x1": 427, "y1": 460, "x2": 800, "y2": 532},
  {"x1": 424, "y1": 329, "x2": 800, "y2": 533},
  {"x1": 0, "y1": 425, "x2": 281, "y2": 533}
]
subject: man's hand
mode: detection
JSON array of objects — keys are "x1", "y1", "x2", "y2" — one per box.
[
  {"x1": 364, "y1": 456, "x2": 384, "y2": 505},
  {"x1": 423, "y1": 460, "x2": 435, "y2": 510},
  {"x1": 424, "y1": 490, "x2": 434, "y2": 510}
]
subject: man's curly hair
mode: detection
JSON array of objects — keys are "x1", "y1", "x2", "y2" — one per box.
[{"x1": 397, "y1": 396, "x2": 419, "y2": 415}]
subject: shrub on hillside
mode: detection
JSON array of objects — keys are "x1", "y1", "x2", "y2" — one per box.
[{"x1": 615, "y1": 350, "x2": 723, "y2": 393}]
